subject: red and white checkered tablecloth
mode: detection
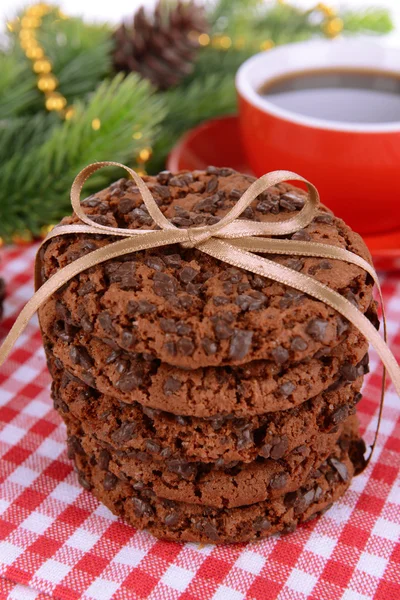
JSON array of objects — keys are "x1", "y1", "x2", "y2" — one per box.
[{"x1": 0, "y1": 243, "x2": 399, "y2": 600}]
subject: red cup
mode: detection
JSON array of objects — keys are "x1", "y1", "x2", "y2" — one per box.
[{"x1": 236, "y1": 39, "x2": 400, "y2": 236}]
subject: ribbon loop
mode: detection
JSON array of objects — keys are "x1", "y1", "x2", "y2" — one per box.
[{"x1": 1, "y1": 160, "x2": 399, "y2": 470}]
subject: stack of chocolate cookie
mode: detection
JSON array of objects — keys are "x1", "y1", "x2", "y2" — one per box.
[{"x1": 38, "y1": 166, "x2": 376, "y2": 543}]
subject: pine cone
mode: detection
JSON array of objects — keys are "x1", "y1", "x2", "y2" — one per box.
[{"x1": 113, "y1": 1, "x2": 209, "y2": 90}]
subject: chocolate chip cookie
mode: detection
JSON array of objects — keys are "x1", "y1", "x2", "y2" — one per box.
[
  {"x1": 69, "y1": 418, "x2": 365, "y2": 543},
  {"x1": 38, "y1": 167, "x2": 374, "y2": 369}
]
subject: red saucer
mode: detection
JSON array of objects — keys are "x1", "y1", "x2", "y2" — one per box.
[{"x1": 167, "y1": 115, "x2": 400, "y2": 271}]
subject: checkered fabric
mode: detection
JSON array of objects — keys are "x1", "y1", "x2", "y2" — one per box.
[{"x1": 0, "y1": 243, "x2": 399, "y2": 600}]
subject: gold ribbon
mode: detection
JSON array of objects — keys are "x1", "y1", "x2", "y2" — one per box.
[{"x1": 0, "y1": 161, "x2": 398, "y2": 465}]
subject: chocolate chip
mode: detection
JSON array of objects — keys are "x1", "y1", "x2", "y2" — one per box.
[
  {"x1": 78, "y1": 472, "x2": 91, "y2": 490},
  {"x1": 153, "y1": 272, "x2": 178, "y2": 297},
  {"x1": 121, "y1": 330, "x2": 136, "y2": 349},
  {"x1": 69, "y1": 345, "x2": 94, "y2": 370},
  {"x1": 177, "y1": 337, "x2": 195, "y2": 356},
  {"x1": 202, "y1": 337, "x2": 217, "y2": 355},
  {"x1": 138, "y1": 300, "x2": 157, "y2": 315},
  {"x1": 163, "y1": 254, "x2": 181, "y2": 268},
  {"x1": 281, "y1": 191, "x2": 305, "y2": 209},
  {"x1": 77, "y1": 281, "x2": 95, "y2": 296},
  {"x1": 213, "y1": 319, "x2": 233, "y2": 340},
  {"x1": 118, "y1": 197, "x2": 135, "y2": 214},
  {"x1": 160, "y1": 318, "x2": 177, "y2": 333},
  {"x1": 145, "y1": 256, "x2": 165, "y2": 271},
  {"x1": 206, "y1": 165, "x2": 219, "y2": 175},
  {"x1": 306, "y1": 318, "x2": 328, "y2": 342},
  {"x1": 329, "y1": 457, "x2": 349, "y2": 482},
  {"x1": 115, "y1": 358, "x2": 129, "y2": 374},
  {"x1": 314, "y1": 213, "x2": 333, "y2": 224},
  {"x1": 236, "y1": 427, "x2": 253, "y2": 450},
  {"x1": 219, "y1": 167, "x2": 235, "y2": 177},
  {"x1": 98, "y1": 449, "x2": 111, "y2": 471},
  {"x1": 132, "y1": 497, "x2": 153, "y2": 516},
  {"x1": 291, "y1": 336, "x2": 308, "y2": 351},
  {"x1": 345, "y1": 291, "x2": 359, "y2": 308},
  {"x1": 259, "y1": 443, "x2": 272, "y2": 459},
  {"x1": 163, "y1": 377, "x2": 182, "y2": 395},
  {"x1": 206, "y1": 177, "x2": 219, "y2": 193},
  {"x1": 167, "y1": 459, "x2": 197, "y2": 480},
  {"x1": 164, "y1": 338, "x2": 177, "y2": 356},
  {"x1": 145, "y1": 440, "x2": 161, "y2": 454},
  {"x1": 340, "y1": 362, "x2": 358, "y2": 381},
  {"x1": 279, "y1": 289, "x2": 304, "y2": 309},
  {"x1": 270, "y1": 472, "x2": 288, "y2": 490},
  {"x1": 81, "y1": 315, "x2": 93, "y2": 333},
  {"x1": 294, "y1": 489, "x2": 316, "y2": 515},
  {"x1": 98, "y1": 312, "x2": 116, "y2": 335},
  {"x1": 286, "y1": 258, "x2": 304, "y2": 272},
  {"x1": 291, "y1": 230, "x2": 311, "y2": 241},
  {"x1": 153, "y1": 184, "x2": 170, "y2": 199},
  {"x1": 157, "y1": 170, "x2": 171, "y2": 185},
  {"x1": 111, "y1": 422, "x2": 136, "y2": 445},
  {"x1": 67, "y1": 436, "x2": 84, "y2": 458},
  {"x1": 280, "y1": 382, "x2": 296, "y2": 397},
  {"x1": 253, "y1": 517, "x2": 271, "y2": 532},
  {"x1": 164, "y1": 512, "x2": 180, "y2": 527},
  {"x1": 194, "y1": 195, "x2": 218, "y2": 213},
  {"x1": 331, "y1": 405, "x2": 349, "y2": 426},
  {"x1": 271, "y1": 346, "x2": 289, "y2": 365},
  {"x1": 171, "y1": 216, "x2": 192, "y2": 227},
  {"x1": 236, "y1": 292, "x2": 267, "y2": 311},
  {"x1": 337, "y1": 316, "x2": 349, "y2": 337},
  {"x1": 197, "y1": 520, "x2": 219, "y2": 541},
  {"x1": 270, "y1": 435, "x2": 289, "y2": 459},
  {"x1": 116, "y1": 372, "x2": 142, "y2": 392},
  {"x1": 229, "y1": 188, "x2": 242, "y2": 200},
  {"x1": 229, "y1": 329, "x2": 253, "y2": 361},
  {"x1": 80, "y1": 371, "x2": 96, "y2": 387},
  {"x1": 179, "y1": 267, "x2": 198, "y2": 283},
  {"x1": 213, "y1": 296, "x2": 229, "y2": 306},
  {"x1": 103, "y1": 472, "x2": 118, "y2": 491}
]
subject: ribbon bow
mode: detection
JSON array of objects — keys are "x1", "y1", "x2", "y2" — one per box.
[{"x1": 1, "y1": 161, "x2": 399, "y2": 463}]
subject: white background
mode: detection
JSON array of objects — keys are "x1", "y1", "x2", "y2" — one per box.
[{"x1": 1, "y1": 0, "x2": 400, "y2": 43}]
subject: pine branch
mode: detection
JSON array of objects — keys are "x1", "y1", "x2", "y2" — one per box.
[
  {"x1": 0, "y1": 74, "x2": 166, "y2": 240},
  {"x1": 148, "y1": 73, "x2": 236, "y2": 173},
  {"x1": 0, "y1": 13, "x2": 113, "y2": 117}
]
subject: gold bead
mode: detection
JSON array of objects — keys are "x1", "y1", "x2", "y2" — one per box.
[
  {"x1": 136, "y1": 168, "x2": 147, "y2": 177},
  {"x1": 26, "y1": 46, "x2": 44, "y2": 60},
  {"x1": 316, "y1": 3, "x2": 336, "y2": 18},
  {"x1": 19, "y1": 29, "x2": 36, "y2": 41},
  {"x1": 37, "y1": 74, "x2": 58, "y2": 92},
  {"x1": 260, "y1": 39, "x2": 274, "y2": 51},
  {"x1": 132, "y1": 131, "x2": 143, "y2": 140},
  {"x1": 91, "y1": 118, "x2": 101, "y2": 130},
  {"x1": 40, "y1": 224, "x2": 55, "y2": 238},
  {"x1": 64, "y1": 106, "x2": 76, "y2": 120},
  {"x1": 198, "y1": 33, "x2": 210, "y2": 47},
  {"x1": 138, "y1": 148, "x2": 152, "y2": 162},
  {"x1": 33, "y1": 59, "x2": 52, "y2": 74},
  {"x1": 0, "y1": 237, "x2": 4, "y2": 249},
  {"x1": 45, "y1": 92, "x2": 67, "y2": 111},
  {"x1": 219, "y1": 35, "x2": 232, "y2": 50},
  {"x1": 21, "y1": 16, "x2": 41, "y2": 29},
  {"x1": 26, "y1": 4, "x2": 50, "y2": 18},
  {"x1": 12, "y1": 230, "x2": 33, "y2": 244},
  {"x1": 323, "y1": 17, "x2": 344, "y2": 37}
]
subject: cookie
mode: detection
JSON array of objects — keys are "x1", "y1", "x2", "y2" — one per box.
[
  {"x1": 42, "y1": 313, "x2": 372, "y2": 416},
  {"x1": 51, "y1": 356, "x2": 364, "y2": 464},
  {"x1": 63, "y1": 412, "x2": 359, "y2": 509},
  {"x1": 38, "y1": 167, "x2": 374, "y2": 369},
  {"x1": 70, "y1": 423, "x2": 365, "y2": 543}
]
